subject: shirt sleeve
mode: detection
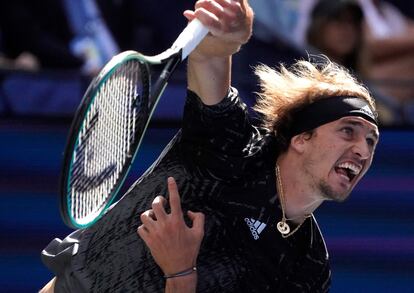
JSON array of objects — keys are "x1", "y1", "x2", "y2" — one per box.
[
  {"x1": 181, "y1": 87, "x2": 257, "y2": 180},
  {"x1": 41, "y1": 230, "x2": 90, "y2": 292}
]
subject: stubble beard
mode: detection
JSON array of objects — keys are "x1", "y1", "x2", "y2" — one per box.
[
  {"x1": 318, "y1": 179, "x2": 350, "y2": 202},
  {"x1": 302, "y1": 157, "x2": 351, "y2": 203}
]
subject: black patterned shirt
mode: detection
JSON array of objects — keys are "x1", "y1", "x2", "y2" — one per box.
[{"x1": 42, "y1": 87, "x2": 331, "y2": 292}]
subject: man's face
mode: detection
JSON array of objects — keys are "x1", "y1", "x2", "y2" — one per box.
[{"x1": 301, "y1": 116, "x2": 379, "y2": 202}]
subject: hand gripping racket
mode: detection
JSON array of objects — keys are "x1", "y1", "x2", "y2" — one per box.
[{"x1": 60, "y1": 19, "x2": 208, "y2": 229}]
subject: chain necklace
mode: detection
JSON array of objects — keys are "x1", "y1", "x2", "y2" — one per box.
[{"x1": 275, "y1": 164, "x2": 312, "y2": 238}]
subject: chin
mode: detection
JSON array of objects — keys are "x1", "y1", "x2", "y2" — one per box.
[
  {"x1": 332, "y1": 192, "x2": 351, "y2": 203},
  {"x1": 319, "y1": 180, "x2": 352, "y2": 202}
]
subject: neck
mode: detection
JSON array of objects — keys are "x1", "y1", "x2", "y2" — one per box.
[{"x1": 277, "y1": 155, "x2": 324, "y2": 224}]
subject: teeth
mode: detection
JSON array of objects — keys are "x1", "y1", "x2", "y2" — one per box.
[{"x1": 338, "y1": 162, "x2": 361, "y2": 175}]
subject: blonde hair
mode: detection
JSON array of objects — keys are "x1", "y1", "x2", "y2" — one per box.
[{"x1": 253, "y1": 58, "x2": 376, "y2": 134}]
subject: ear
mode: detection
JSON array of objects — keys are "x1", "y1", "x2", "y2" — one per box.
[{"x1": 289, "y1": 133, "x2": 309, "y2": 154}]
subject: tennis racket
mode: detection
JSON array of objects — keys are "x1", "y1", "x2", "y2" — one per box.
[{"x1": 60, "y1": 19, "x2": 208, "y2": 229}]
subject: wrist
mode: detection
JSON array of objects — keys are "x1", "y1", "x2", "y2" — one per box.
[
  {"x1": 165, "y1": 271, "x2": 197, "y2": 293},
  {"x1": 190, "y1": 36, "x2": 243, "y2": 61},
  {"x1": 164, "y1": 266, "x2": 197, "y2": 279},
  {"x1": 189, "y1": 50, "x2": 231, "y2": 64}
]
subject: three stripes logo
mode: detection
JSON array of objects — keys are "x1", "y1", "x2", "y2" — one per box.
[{"x1": 244, "y1": 218, "x2": 267, "y2": 240}]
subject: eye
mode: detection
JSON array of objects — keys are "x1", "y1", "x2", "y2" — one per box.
[
  {"x1": 341, "y1": 127, "x2": 354, "y2": 136},
  {"x1": 366, "y1": 137, "x2": 376, "y2": 147}
]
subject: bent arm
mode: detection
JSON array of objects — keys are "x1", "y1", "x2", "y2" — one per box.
[{"x1": 39, "y1": 277, "x2": 56, "y2": 293}]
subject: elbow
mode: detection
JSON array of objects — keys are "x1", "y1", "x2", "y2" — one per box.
[{"x1": 39, "y1": 277, "x2": 56, "y2": 293}]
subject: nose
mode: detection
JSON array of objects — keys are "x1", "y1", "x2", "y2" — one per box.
[{"x1": 352, "y1": 137, "x2": 371, "y2": 160}]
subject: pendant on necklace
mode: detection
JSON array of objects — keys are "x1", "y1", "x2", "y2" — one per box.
[{"x1": 277, "y1": 221, "x2": 290, "y2": 235}]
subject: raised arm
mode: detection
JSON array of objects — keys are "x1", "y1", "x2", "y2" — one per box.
[{"x1": 184, "y1": 0, "x2": 253, "y2": 105}]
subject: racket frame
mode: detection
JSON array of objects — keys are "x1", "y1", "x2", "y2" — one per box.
[
  {"x1": 59, "y1": 19, "x2": 208, "y2": 228},
  {"x1": 60, "y1": 52, "x2": 152, "y2": 228}
]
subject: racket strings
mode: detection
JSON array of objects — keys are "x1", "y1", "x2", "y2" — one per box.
[{"x1": 69, "y1": 60, "x2": 146, "y2": 223}]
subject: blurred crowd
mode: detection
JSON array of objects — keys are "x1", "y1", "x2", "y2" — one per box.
[{"x1": 1, "y1": 0, "x2": 414, "y2": 125}]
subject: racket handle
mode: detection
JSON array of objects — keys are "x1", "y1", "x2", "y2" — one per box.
[{"x1": 172, "y1": 18, "x2": 209, "y2": 60}]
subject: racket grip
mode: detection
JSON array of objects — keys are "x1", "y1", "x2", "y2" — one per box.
[{"x1": 172, "y1": 18, "x2": 209, "y2": 60}]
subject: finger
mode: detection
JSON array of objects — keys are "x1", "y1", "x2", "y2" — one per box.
[
  {"x1": 137, "y1": 224, "x2": 148, "y2": 238},
  {"x1": 188, "y1": 211, "x2": 205, "y2": 236},
  {"x1": 192, "y1": 7, "x2": 221, "y2": 33},
  {"x1": 183, "y1": 10, "x2": 196, "y2": 21},
  {"x1": 140, "y1": 210, "x2": 156, "y2": 230},
  {"x1": 167, "y1": 177, "x2": 183, "y2": 217},
  {"x1": 195, "y1": 0, "x2": 239, "y2": 24},
  {"x1": 152, "y1": 196, "x2": 167, "y2": 221},
  {"x1": 197, "y1": 0, "x2": 233, "y2": 10},
  {"x1": 237, "y1": 0, "x2": 248, "y2": 11},
  {"x1": 215, "y1": 0, "x2": 241, "y2": 16},
  {"x1": 195, "y1": 0, "x2": 225, "y2": 19},
  {"x1": 137, "y1": 225, "x2": 153, "y2": 248},
  {"x1": 145, "y1": 209, "x2": 156, "y2": 220}
]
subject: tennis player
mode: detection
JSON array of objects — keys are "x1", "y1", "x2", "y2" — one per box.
[{"x1": 40, "y1": 0, "x2": 379, "y2": 292}]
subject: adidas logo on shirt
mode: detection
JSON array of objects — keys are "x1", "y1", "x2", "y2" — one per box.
[{"x1": 244, "y1": 218, "x2": 267, "y2": 240}]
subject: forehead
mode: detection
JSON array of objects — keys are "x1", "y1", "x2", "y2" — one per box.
[{"x1": 333, "y1": 116, "x2": 379, "y2": 137}]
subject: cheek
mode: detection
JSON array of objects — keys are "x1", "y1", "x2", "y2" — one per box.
[
  {"x1": 305, "y1": 142, "x2": 339, "y2": 171},
  {"x1": 314, "y1": 142, "x2": 339, "y2": 158},
  {"x1": 320, "y1": 143, "x2": 345, "y2": 177}
]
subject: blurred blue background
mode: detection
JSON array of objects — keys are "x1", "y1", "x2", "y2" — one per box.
[
  {"x1": 0, "y1": 79, "x2": 413, "y2": 293},
  {"x1": 1, "y1": 0, "x2": 414, "y2": 292}
]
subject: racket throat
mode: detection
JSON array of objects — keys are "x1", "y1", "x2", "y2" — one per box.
[{"x1": 151, "y1": 54, "x2": 181, "y2": 106}]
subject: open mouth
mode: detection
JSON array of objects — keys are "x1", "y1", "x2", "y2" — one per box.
[{"x1": 334, "y1": 162, "x2": 362, "y2": 182}]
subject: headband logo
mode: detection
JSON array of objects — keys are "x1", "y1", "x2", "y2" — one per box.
[
  {"x1": 360, "y1": 105, "x2": 374, "y2": 117},
  {"x1": 289, "y1": 96, "x2": 378, "y2": 138}
]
